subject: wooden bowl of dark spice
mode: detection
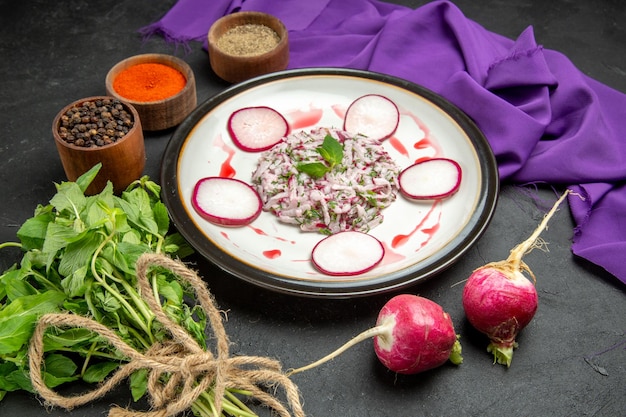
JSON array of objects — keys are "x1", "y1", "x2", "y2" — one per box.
[
  {"x1": 105, "y1": 53, "x2": 197, "y2": 131},
  {"x1": 208, "y1": 11, "x2": 289, "y2": 83},
  {"x1": 52, "y1": 96, "x2": 145, "y2": 195}
]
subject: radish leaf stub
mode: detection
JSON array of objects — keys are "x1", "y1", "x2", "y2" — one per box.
[
  {"x1": 462, "y1": 266, "x2": 538, "y2": 367},
  {"x1": 192, "y1": 177, "x2": 262, "y2": 226}
]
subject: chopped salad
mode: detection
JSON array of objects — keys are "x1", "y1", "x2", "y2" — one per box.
[{"x1": 251, "y1": 127, "x2": 400, "y2": 235}]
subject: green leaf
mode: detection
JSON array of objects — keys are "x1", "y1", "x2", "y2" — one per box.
[
  {"x1": 118, "y1": 187, "x2": 159, "y2": 235},
  {"x1": 75, "y1": 163, "x2": 102, "y2": 193},
  {"x1": 0, "y1": 362, "x2": 22, "y2": 393},
  {"x1": 57, "y1": 231, "x2": 102, "y2": 279},
  {"x1": 43, "y1": 328, "x2": 98, "y2": 351},
  {"x1": 41, "y1": 222, "x2": 83, "y2": 261},
  {"x1": 50, "y1": 181, "x2": 87, "y2": 220},
  {"x1": 16, "y1": 210, "x2": 54, "y2": 251},
  {"x1": 0, "y1": 362, "x2": 24, "y2": 394},
  {"x1": 3, "y1": 271, "x2": 37, "y2": 300},
  {"x1": 296, "y1": 162, "x2": 330, "y2": 178},
  {"x1": 94, "y1": 287, "x2": 122, "y2": 313},
  {"x1": 319, "y1": 134, "x2": 344, "y2": 166},
  {"x1": 43, "y1": 373, "x2": 79, "y2": 388},
  {"x1": 82, "y1": 361, "x2": 120, "y2": 384},
  {"x1": 61, "y1": 298, "x2": 90, "y2": 316},
  {"x1": 152, "y1": 201, "x2": 170, "y2": 236},
  {"x1": 163, "y1": 233, "x2": 194, "y2": 258},
  {"x1": 296, "y1": 134, "x2": 344, "y2": 178},
  {"x1": 116, "y1": 241, "x2": 151, "y2": 265},
  {"x1": 158, "y1": 278, "x2": 183, "y2": 305},
  {"x1": 60, "y1": 264, "x2": 88, "y2": 298},
  {"x1": 2, "y1": 367, "x2": 34, "y2": 393},
  {"x1": 84, "y1": 190, "x2": 116, "y2": 230},
  {"x1": 44, "y1": 353, "x2": 77, "y2": 378},
  {"x1": 0, "y1": 291, "x2": 66, "y2": 354},
  {"x1": 130, "y1": 368, "x2": 148, "y2": 401}
]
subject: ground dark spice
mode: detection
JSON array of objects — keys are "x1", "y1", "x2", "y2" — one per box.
[
  {"x1": 113, "y1": 63, "x2": 186, "y2": 102},
  {"x1": 216, "y1": 24, "x2": 280, "y2": 56},
  {"x1": 57, "y1": 98, "x2": 133, "y2": 147}
]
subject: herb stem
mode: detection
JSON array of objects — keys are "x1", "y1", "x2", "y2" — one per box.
[
  {"x1": 51, "y1": 346, "x2": 125, "y2": 362},
  {"x1": 107, "y1": 269, "x2": 156, "y2": 334},
  {"x1": 80, "y1": 340, "x2": 98, "y2": 376},
  {"x1": 223, "y1": 389, "x2": 256, "y2": 415},
  {"x1": 0, "y1": 242, "x2": 22, "y2": 250},
  {"x1": 91, "y1": 232, "x2": 153, "y2": 342},
  {"x1": 84, "y1": 282, "x2": 103, "y2": 322}
]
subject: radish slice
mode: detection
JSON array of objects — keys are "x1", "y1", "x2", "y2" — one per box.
[
  {"x1": 343, "y1": 94, "x2": 399, "y2": 141},
  {"x1": 399, "y1": 158, "x2": 462, "y2": 200},
  {"x1": 192, "y1": 177, "x2": 262, "y2": 226},
  {"x1": 227, "y1": 106, "x2": 289, "y2": 152},
  {"x1": 311, "y1": 231, "x2": 384, "y2": 276}
]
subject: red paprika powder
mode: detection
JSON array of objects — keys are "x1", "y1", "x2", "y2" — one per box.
[{"x1": 113, "y1": 63, "x2": 186, "y2": 102}]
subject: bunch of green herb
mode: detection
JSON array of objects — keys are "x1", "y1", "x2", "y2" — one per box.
[{"x1": 0, "y1": 164, "x2": 257, "y2": 416}]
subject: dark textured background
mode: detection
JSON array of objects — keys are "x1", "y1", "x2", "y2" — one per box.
[{"x1": 0, "y1": 1, "x2": 624, "y2": 416}]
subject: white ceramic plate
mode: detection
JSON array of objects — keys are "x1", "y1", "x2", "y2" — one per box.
[{"x1": 161, "y1": 68, "x2": 498, "y2": 297}]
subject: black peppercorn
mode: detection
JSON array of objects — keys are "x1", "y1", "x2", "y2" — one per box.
[{"x1": 57, "y1": 98, "x2": 134, "y2": 148}]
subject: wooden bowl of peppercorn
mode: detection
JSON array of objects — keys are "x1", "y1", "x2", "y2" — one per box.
[
  {"x1": 105, "y1": 53, "x2": 197, "y2": 131},
  {"x1": 208, "y1": 11, "x2": 289, "y2": 83},
  {"x1": 52, "y1": 96, "x2": 146, "y2": 195}
]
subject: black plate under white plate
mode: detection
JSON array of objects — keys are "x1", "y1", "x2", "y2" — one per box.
[{"x1": 160, "y1": 68, "x2": 499, "y2": 298}]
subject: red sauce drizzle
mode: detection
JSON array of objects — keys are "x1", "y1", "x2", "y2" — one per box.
[
  {"x1": 418, "y1": 220, "x2": 441, "y2": 250},
  {"x1": 213, "y1": 134, "x2": 236, "y2": 178},
  {"x1": 391, "y1": 201, "x2": 440, "y2": 249},
  {"x1": 389, "y1": 136, "x2": 409, "y2": 157},
  {"x1": 380, "y1": 242, "x2": 406, "y2": 265},
  {"x1": 246, "y1": 225, "x2": 296, "y2": 244},
  {"x1": 287, "y1": 107, "x2": 324, "y2": 129},
  {"x1": 263, "y1": 249, "x2": 282, "y2": 259},
  {"x1": 402, "y1": 110, "x2": 443, "y2": 158},
  {"x1": 331, "y1": 104, "x2": 347, "y2": 120}
]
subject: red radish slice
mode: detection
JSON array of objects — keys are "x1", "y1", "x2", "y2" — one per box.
[
  {"x1": 192, "y1": 177, "x2": 262, "y2": 226},
  {"x1": 311, "y1": 231, "x2": 384, "y2": 276},
  {"x1": 399, "y1": 158, "x2": 462, "y2": 200},
  {"x1": 227, "y1": 106, "x2": 289, "y2": 152},
  {"x1": 343, "y1": 94, "x2": 400, "y2": 141}
]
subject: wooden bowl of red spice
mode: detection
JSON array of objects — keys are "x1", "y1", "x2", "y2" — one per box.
[
  {"x1": 208, "y1": 11, "x2": 289, "y2": 83},
  {"x1": 105, "y1": 53, "x2": 197, "y2": 131},
  {"x1": 52, "y1": 96, "x2": 145, "y2": 195}
]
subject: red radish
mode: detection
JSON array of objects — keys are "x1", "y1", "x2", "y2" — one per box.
[
  {"x1": 462, "y1": 190, "x2": 570, "y2": 367},
  {"x1": 399, "y1": 158, "x2": 462, "y2": 200},
  {"x1": 191, "y1": 177, "x2": 262, "y2": 226},
  {"x1": 311, "y1": 231, "x2": 384, "y2": 276},
  {"x1": 288, "y1": 294, "x2": 462, "y2": 376},
  {"x1": 343, "y1": 94, "x2": 400, "y2": 141},
  {"x1": 227, "y1": 106, "x2": 289, "y2": 152}
]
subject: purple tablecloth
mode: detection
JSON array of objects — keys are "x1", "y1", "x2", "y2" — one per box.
[{"x1": 141, "y1": 0, "x2": 626, "y2": 286}]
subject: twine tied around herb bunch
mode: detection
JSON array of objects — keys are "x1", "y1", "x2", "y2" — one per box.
[{"x1": 27, "y1": 253, "x2": 305, "y2": 417}]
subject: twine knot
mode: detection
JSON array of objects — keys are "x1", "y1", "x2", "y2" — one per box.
[{"x1": 28, "y1": 253, "x2": 305, "y2": 417}]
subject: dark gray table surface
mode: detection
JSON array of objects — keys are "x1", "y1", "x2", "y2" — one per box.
[{"x1": 1, "y1": 1, "x2": 624, "y2": 416}]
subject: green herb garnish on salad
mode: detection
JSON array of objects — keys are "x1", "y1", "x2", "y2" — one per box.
[{"x1": 296, "y1": 134, "x2": 344, "y2": 178}]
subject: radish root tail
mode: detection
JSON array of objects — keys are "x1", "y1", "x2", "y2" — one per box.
[
  {"x1": 286, "y1": 323, "x2": 390, "y2": 376},
  {"x1": 506, "y1": 189, "x2": 571, "y2": 273}
]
